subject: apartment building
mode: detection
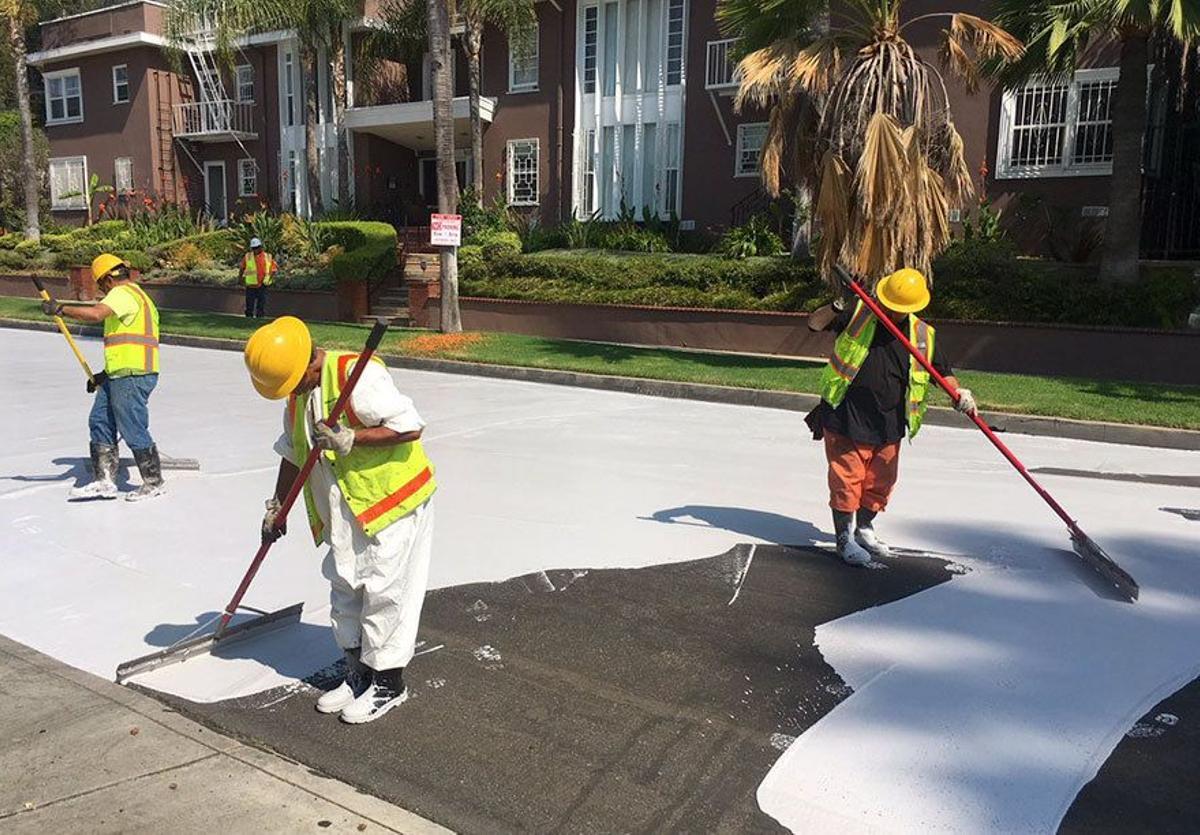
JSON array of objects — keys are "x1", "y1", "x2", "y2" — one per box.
[{"x1": 27, "y1": 0, "x2": 1197, "y2": 256}]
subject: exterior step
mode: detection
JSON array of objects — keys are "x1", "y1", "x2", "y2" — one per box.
[
  {"x1": 360, "y1": 311, "x2": 410, "y2": 326},
  {"x1": 369, "y1": 305, "x2": 410, "y2": 318}
]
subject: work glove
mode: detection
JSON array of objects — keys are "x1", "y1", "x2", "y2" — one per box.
[
  {"x1": 314, "y1": 421, "x2": 355, "y2": 456},
  {"x1": 262, "y1": 497, "x2": 287, "y2": 543},
  {"x1": 42, "y1": 300, "x2": 63, "y2": 317},
  {"x1": 86, "y1": 370, "x2": 109, "y2": 394},
  {"x1": 807, "y1": 303, "x2": 838, "y2": 332},
  {"x1": 955, "y1": 388, "x2": 978, "y2": 416}
]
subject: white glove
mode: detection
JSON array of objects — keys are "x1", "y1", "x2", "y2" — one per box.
[
  {"x1": 314, "y1": 421, "x2": 355, "y2": 456},
  {"x1": 955, "y1": 388, "x2": 978, "y2": 416}
]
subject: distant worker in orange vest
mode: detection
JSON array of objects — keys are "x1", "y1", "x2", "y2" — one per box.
[{"x1": 238, "y1": 237, "x2": 277, "y2": 319}]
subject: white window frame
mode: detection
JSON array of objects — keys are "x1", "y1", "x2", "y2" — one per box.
[
  {"x1": 238, "y1": 158, "x2": 257, "y2": 197},
  {"x1": 114, "y1": 156, "x2": 133, "y2": 192},
  {"x1": 507, "y1": 138, "x2": 540, "y2": 206},
  {"x1": 735, "y1": 122, "x2": 767, "y2": 177},
  {"x1": 508, "y1": 22, "x2": 540, "y2": 93},
  {"x1": 996, "y1": 67, "x2": 1119, "y2": 180},
  {"x1": 112, "y1": 64, "x2": 129, "y2": 104},
  {"x1": 44, "y1": 68, "x2": 84, "y2": 125},
  {"x1": 49, "y1": 155, "x2": 88, "y2": 210},
  {"x1": 235, "y1": 64, "x2": 254, "y2": 103}
]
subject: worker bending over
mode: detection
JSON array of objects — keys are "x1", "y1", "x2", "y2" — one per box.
[
  {"x1": 238, "y1": 236, "x2": 277, "y2": 319},
  {"x1": 806, "y1": 268, "x2": 977, "y2": 565},
  {"x1": 245, "y1": 317, "x2": 437, "y2": 724},
  {"x1": 45, "y1": 253, "x2": 164, "y2": 501}
]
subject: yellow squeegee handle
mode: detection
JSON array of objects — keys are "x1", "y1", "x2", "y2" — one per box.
[{"x1": 30, "y1": 275, "x2": 97, "y2": 384}]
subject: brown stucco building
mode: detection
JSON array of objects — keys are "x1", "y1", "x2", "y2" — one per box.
[{"x1": 27, "y1": 0, "x2": 1194, "y2": 256}]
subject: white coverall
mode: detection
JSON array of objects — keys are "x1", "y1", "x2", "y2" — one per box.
[{"x1": 274, "y1": 362, "x2": 435, "y2": 671}]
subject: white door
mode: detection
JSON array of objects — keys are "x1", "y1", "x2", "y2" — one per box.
[{"x1": 204, "y1": 161, "x2": 227, "y2": 221}]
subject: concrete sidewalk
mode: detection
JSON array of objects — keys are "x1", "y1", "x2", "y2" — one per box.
[{"x1": 0, "y1": 635, "x2": 450, "y2": 834}]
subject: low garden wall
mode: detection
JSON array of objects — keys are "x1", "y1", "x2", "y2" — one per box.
[
  {"x1": 0, "y1": 274, "x2": 341, "y2": 321},
  {"x1": 432, "y1": 296, "x2": 1200, "y2": 386}
]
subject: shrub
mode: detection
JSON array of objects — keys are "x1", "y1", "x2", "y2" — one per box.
[
  {"x1": 150, "y1": 229, "x2": 239, "y2": 266},
  {"x1": 0, "y1": 232, "x2": 21, "y2": 250},
  {"x1": 0, "y1": 249, "x2": 25, "y2": 269},
  {"x1": 322, "y1": 220, "x2": 397, "y2": 283},
  {"x1": 458, "y1": 244, "x2": 484, "y2": 269},
  {"x1": 469, "y1": 229, "x2": 522, "y2": 261},
  {"x1": 14, "y1": 238, "x2": 40, "y2": 254},
  {"x1": 716, "y1": 216, "x2": 786, "y2": 259},
  {"x1": 238, "y1": 211, "x2": 284, "y2": 257},
  {"x1": 41, "y1": 233, "x2": 72, "y2": 252},
  {"x1": 458, "y1": 189, "x2": 511, "y2": 237},
  {"x1": 598, "y1": 224, "x2": 671, "y2": 253},
  {"x1": 170, "y1": 241, "x2": 209, "y2": 270},
  {"x1": 115, "y1": 249, "x2": 152, "y2": 273}
]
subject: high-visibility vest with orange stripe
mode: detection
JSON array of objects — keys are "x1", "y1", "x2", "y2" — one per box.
[
  {"x1": 242, "y1": 251, "x2": 276, "y2": 287},
  {"x1": 289, "y1": 351, "x2": 436, "y2": 544},
  {"x1": 819, "y1": 300, "x2": 936, "y2": 439},
  {"x1": 103, "y1": 283, "x2": 160, "y2": 375}
]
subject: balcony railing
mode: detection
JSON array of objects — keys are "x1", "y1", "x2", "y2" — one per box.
[
  {"x1": 705, "y1": 38, "x2": 740, "y2": 91},
  {"x1": 173, "y1": 99, "x2": 256, "y2": 141}
]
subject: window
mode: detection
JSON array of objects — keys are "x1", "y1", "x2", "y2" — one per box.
[
  {"x1": 239, "y1": 158, "x2": 257, "y2": 197},
  {"x1": 284, "y1": 51, "x2": 296, "y2": 126},
  {"x1": 997, "y1": 68, "x2": 1119, "y2": 178},
  {"x1": 114, "y1": 157, "x2": 132, "y2": 192},
  {"x1": 49, "y1": 156, "x2": 87, "y2": 210},
  {"x1": 602, "y1": 2, "x2": 618, "y2": 96},
  {"x1": 507, "y1": 138, "x2": 539, "y2": 205},
  {"x1": 112, "y1": 64, "x2": 129, "y2": 104},
  {"x1": 509, "y1": 23, "x2": 539, "y2": 92},
  {"x1": 582, "y1": 128, "x2": 596, "y2": 214},
  {"x1": 663, "y1": 122, "x2": 680, "y2": 214},
  {"x1": 45, "y1": 69, "x2": 83, "y2": 124},
  {"x1": 582, "y1": 6, "x2": 598, "y2": 93},
  {"x1": 236, "y1": 64, "x2": 254, "y2": 102},
  {"x1": 665, "y1": 0, "x2": 685, "y2": 86},
  {"x1": 735, "y1": 122, "x2": 768, "y2": 177}
]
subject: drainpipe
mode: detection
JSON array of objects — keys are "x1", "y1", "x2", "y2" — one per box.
[{"x1": 556, "y1": 1, "x2": 566, "y2": 223}]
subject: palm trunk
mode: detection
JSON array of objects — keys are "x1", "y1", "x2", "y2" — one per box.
[
  {"x1": 9, "y1": 17, "x2": 39, "y2": 241},
  {"x1": 332, "y1": 34, "x2": 351, "y2": 211},
  {"x1": 428, "y1": 0, "x2": 461, "y2": 332},
  {"x1": 301, "y1": 44, "x2": 324, "y2": 217},
  {"x1": 791, "y1": 185, "x2": 812, "y2": 259},
  {"x1": 465, "y1": 19, "x2": 484, "y2": 206},
  {"x1": 1097, "y1": 32, "x2": 1149, "y2": 285}
]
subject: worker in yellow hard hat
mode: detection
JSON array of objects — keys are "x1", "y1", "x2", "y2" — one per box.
[
  {"x1": 245, "y1": 316, "x2": 437, "y2": 724},
  {"x1": 804, "y1": 268, "x2": 978, "y2": 566},
  {"x1": 44, "y1": 253, "x2": 164, "y2": 502}
]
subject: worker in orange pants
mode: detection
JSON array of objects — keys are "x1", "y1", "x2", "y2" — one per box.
[{"x1": 806, "y1": 269, "x2": 978, "y2": 565}]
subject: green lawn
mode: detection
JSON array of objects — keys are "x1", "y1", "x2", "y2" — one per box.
[{"x1": 3, "y1": 295, "x2": 1198, "y2": 430}]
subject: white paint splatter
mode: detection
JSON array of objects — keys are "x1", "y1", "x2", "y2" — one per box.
[
  {"x1": 769, "y1": 733, "x2": 796, "y2": 752},
  {"x1": 425, "y1": 677, "x2": 447, "y2": 689},
  {"x1": 473, "y1": 644, "x2": 503, "y2": 669},
  {"x1": 467, "y1": 599, "x2": 491, "y2": 622},
  {"x1": 727, "y1": 545, "x2": 757, "y2": 606},
  {"x1": 1155, "y1": 713, "x2": 1178, "y2": 726}
]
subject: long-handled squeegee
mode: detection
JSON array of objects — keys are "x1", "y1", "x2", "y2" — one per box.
[
  {"x1": 31, "y1": 276, "x2": 200, "y2": 471},
  {"x1": 833, "y1": 266, "x2": 1138, "y2": 602},
  {"x1": 115, "y1": 318, "x2": 392, "y2": 684}
]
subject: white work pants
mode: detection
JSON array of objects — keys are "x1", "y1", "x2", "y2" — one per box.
[{"x1": 321, "y1": 499, "x2": 435, "y2": 671}]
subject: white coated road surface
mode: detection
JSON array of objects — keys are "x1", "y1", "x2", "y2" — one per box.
[{"x1": 1, "y1": 328, "x2": 1197, "y2": 832}]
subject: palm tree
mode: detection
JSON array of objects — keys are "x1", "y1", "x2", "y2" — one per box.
[
  {"x1": 427, "y1": 0, "x2": 462, "y2": 332},
  {"x1": 2, "y1": 0, "x2": 40, "y2": 241},
  {"x1": 993, "y1": 0, "x2": 1200, "y2": 285},
  {"x1": 718, "y1": 0, "x2": 1021, "y2": 286}
]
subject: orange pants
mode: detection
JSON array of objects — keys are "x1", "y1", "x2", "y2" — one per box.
[{"x1": 824, "y1": 430, "x2": 901, "y2": 513}]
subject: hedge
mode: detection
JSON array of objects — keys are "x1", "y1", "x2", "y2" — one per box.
[
  {"x1": 458, "y1": 243, "x2": 1200, "y2": 327},
  {"x1": 322, "y1": 220, "x2": 397, "y2": 283}
]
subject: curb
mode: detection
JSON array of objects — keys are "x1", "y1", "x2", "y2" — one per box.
[{"x1": 5, "y1": 316, "x2": 1199, "y2": 451}]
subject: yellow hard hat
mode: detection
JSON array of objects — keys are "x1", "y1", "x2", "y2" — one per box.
[
  {"x1": 244, "y1": 316, "x2": 313, "y2": 400},
  {"x1": 92, "y1": 253, "x2": 129, "y2": 282},
  {"x1": 876, "y1": 268, "x2": 931, "y2": 314}
]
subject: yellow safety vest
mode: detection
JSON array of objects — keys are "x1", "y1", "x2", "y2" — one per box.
[
  {"x1": 819, "y1": 300, "x2": 936, "y2": 439},
  {"x1": 289, "y1": 350, "x2": 437, "y2": 545},
  {"x1": 103, "y1": 283, "x2": 160, "y2": 376},
  {"x1": 243, "y1": 251, "x2": 276, "y2": 287}
]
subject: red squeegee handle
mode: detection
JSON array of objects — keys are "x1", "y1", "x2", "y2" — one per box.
[
  {"x1": 216, "y1": 318, "x2": 392, "y2": 634},
  {"x1": 833, "y1": 267, "x2": 1079, "y2": 533}
]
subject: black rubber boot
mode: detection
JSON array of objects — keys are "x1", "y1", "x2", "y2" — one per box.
[
  {"x1": 316, "y1": 648, "x2": 373, "y2": 714},
  {"x1": 68, "y1": 442, "x2": 119, "y2": 500},
  {"x1": 339, "y1": 666, "x2": 408, "y2": 724},
  {"x1": 127, "y1": 445, "x2": 166, "y2": 502},
  {"x1": 833, "y1": 509, "x2": 870, "y2": 566}
]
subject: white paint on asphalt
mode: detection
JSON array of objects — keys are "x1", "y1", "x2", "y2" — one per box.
[{"x1": 2, "y1": 328, "x2": 1198, "y2": 832}]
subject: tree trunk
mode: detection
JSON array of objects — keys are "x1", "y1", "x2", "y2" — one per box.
[
  {"x1": 302, "y1": 44, "x2": 324, "y2": 217},
  {"x1": 428, "y1": 0, "x2": 462, "y2": 332},
  {"x1": 1098, "y1": 32, "x2": 1150, "y2": 285},
  {"x1": 9, "y1": 17, "x2": 39, "y2": 241},
  {"x1": 465, "y1": 19, "x2": 484, "y2": 206},
  {"x1": 332, "y1": 32, "x2": 351, "y2": 212},
  {"x1": 791, "y1": 185, "x2": 812, "y2": 259}
]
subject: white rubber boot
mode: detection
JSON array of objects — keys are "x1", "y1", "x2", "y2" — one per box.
[
  {"x1": 837, "y1": 531, "x2": 872, "y2": 566},
  {"x1": 855, "y1": 526, "x2": 891, "y2": 559}
]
